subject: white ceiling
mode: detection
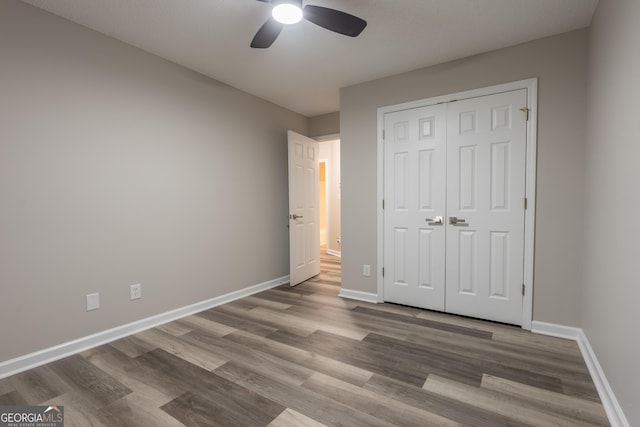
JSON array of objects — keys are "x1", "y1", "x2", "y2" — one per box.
[{"x1": 21, "y1": 0, "x2": 598, "y2": 117}]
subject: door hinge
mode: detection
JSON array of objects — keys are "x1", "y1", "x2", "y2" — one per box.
[
  {"x1": 522, "y1": 284, "x2": 525, "y2": 296},
  {"x1": 524, "y1": 197, "x2": 528, "y2": 210},
  {"x1": 520, "y1": 107, "x2": 530, "y2": 121},
  {"x1": 382, "y1": 129, "x2": 385, "y2": 140},
  {"x1": 382, "y1": 199, "x2": 385, "y2": 209},
  {"x1": 382, "y1": 267, "x2": 385, "y2": 277}
]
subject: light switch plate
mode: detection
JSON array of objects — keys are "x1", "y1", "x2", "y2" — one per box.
[{"x1": 86, "y1": 292, "x2": 100, "y2": 311}]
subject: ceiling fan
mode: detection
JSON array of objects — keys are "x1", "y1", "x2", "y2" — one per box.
[{"x1": 251, "y1": 0, "x2": 367, "y2": 48}]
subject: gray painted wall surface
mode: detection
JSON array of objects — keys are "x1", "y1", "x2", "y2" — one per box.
[
  {"x1": 340, "y1": 29, "x2": 588, "y2": 327},
  {"x1": 584, "y1": 0, "x2": 640, "y2": 423},
  {"x1": 0, "y1": 0, "x2": 307, "y2": 362},
  {"x1": 309, "y1": 112, "x2": 340, "y2": 138}
]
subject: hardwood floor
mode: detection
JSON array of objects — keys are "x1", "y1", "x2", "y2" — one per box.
[{"x1": 0, "y1": 251, "x2": 609, "y2": 426}]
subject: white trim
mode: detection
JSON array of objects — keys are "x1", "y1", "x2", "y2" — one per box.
[
  {"x1": 338, "y1": 288, "x2": 378, "y2": 304},
  {"x1": 521, "y1": 78, "x2": 537, "y2": 331},
  {"x1": 326, "y1": 249, "x2": 341, "y2": 258},
  {"x1": 532, "y1": 321, "x2": 630, "y2": 427},
  {"x1": 531, "y1": 320, "x2": 581, "y2": 340},
  {"x1": 376, "y1": 93, "x2": 386, "y2": 303},
  {"x1": 576, "y1": 330, "x2": 630, "y2": 427},
  {"x1": 0, "y1": 275, "x2": 290, "y2": 380},
  {"x1": 376, "y1": 78, "x2": 538, "y2": 327}
]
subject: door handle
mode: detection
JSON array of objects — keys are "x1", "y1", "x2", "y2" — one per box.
[
  {"x1": 290, "y1": 214, "x2": 303, "y2": 220},
  {"x1": 425, "y1": 216, "x2": 443, "y2": 226},
  {"x1": 449, "y1": 216, "x2": 468, "y2": 226}
]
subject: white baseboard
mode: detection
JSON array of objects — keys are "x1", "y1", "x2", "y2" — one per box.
[
  {"x1": 338, "y1": 288, "x2": 378, "y2": 304},
  {"x1": 576, "y1": 329, "x2": 630, "y2": 427},
  {"x1": 326, "y1": 249, "x2": 341, "y2": 258},
  {"x1": 0, "y1": 275, "x2": 290, "y2": 380},
  {"x1": 532, "y1": 321, "x2": 629, "y2": 427},
  {"x1": 531, "y1": 320, "x2": 581, "y2": 340}
]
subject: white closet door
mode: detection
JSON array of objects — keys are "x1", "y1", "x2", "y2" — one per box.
[
  {"x1": 383, "y1": 104, "x2": 447, "y2": 310},
  {"x1": 445, "y1": 89, "x2": 527, "y2": 324}
]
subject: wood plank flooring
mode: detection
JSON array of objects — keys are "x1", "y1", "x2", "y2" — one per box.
[{"x1": 0, "y1": 251, "x2": 609, "y2": 426}]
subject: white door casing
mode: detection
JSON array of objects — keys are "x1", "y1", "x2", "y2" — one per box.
[
  {"x1": 383, "y1": 104, "x2": 447, "y2": 310},
  {"x1": 378, "y1": 80, "x2": 536, "y2": 328},
  {"x1": 445, "y1": 89, "x2": 527, "y2": 324},
  {"x1": 288, "y1": 130, "x2": 320, "y2": 286}
]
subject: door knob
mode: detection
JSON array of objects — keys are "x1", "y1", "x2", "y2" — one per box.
[
  {"x1": 449, "y1": 216, "x2": 468, "y2": 226},
  {"x1": 425, "y1": 216, "x2": 443, "y2": 226}
]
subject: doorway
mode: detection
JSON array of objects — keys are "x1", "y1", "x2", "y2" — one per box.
[
  {"x1": 319, "y1": 139, "x2": 341, "y2": 258},
  {"x1": 319, "y1": 161, "x2": 328, "y2": 247},
  {"x1": 287, "y1": 132, "x2": 341, "y2": 286}
]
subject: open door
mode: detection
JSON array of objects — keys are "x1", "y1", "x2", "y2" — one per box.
[{"x1": 288, "y1": 130, "x2": 320, "y2": 286}]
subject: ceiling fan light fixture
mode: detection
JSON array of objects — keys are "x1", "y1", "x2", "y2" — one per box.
[
  {"x1": 272, "y1": 2, "x2": 303, "y2": 25},
  {"x1": 251, "y1": 0, "x2": 366, "y2": 49}
]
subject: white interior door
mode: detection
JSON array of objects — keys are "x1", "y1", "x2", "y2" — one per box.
[
  {"x1": 288, "y1": 130, "x2": 320, "y2": 286},
  {"x1": 383, "y1": 104, "x2": 447, "y2": 310},
  {"x1": 382, "y1": 89, "x2": 528, "y2": 325},
  {"x1": 445, "y1": 89, "x2": 527, "y2": 324}
]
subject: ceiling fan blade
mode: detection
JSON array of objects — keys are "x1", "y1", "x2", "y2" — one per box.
[
  {"x1": 303, "y1": 5, "x2": 367, "y2": 37},
  {"x1": 251, "y1": 17, "x2": 284, "y2": 48}
]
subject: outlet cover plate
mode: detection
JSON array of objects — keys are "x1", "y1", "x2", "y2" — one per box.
[
  {"x1": 130, "y1": 284, "x2": 141, "y2": 300},
  {"x1": 363, "y1": 264, "x2": 371, "y2": 277}
]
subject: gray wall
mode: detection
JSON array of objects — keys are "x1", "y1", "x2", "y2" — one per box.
[
  {"x1": 584, "y1": 0, "x2": 640, "y2": 423},
  {"x1": 340, "y1": 29, "x2": 588, "y2": 327},
  {"x1": 309, "y1": 112, "x2": 340, "y2": 138},
  {"x1": 0, "y1": 0, "x2": 307, "y2": 362}
]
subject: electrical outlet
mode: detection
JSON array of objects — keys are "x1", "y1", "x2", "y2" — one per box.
[
  {"x1": 130, "y1": 283, "x2": 141, "y2": 300},
  {"x1": 86, "y1": 293, "x2": 100, "y2": 311},
  {"x1": 363, "y1": 264, "x2": 371, "y2": 277}
]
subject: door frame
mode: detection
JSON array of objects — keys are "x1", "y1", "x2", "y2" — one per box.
[{"x1": 376, "y1": 78, "x2": 538, "y2": 330}]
